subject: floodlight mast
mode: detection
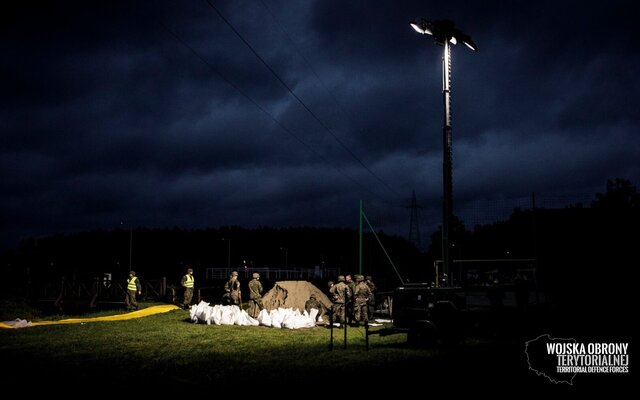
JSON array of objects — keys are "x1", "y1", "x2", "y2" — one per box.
[{"x1": 410, "y1": 18, "x2": 476, "y2": 287}]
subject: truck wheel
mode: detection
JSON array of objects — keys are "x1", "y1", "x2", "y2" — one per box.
[
  {"x1": 435, "y1": 301, "x2": 465, "y2": 346},
  {"x1": 407, "y1": 320, "x2": 438, "y2": 348}
]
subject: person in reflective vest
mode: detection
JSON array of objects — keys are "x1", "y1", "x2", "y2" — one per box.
[
  {"x1": 181, "y1": 267, "x2": 195, "y2": 309},
  {"x1": 125, "y1": 271, "x2": 142, "y2": 310}
]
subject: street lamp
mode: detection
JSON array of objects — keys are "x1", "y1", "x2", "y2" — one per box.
[{"x1": 410, "y1": 18, "x2": 477, "y2": 287}]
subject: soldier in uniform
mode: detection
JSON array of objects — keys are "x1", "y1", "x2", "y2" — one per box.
[
  {"x1": 125, "y1": 270, "x2": 142, "y2": 310},
  {"x1": 304, "y1": 294, "x2": 325, "y2": 322},
  {"x1": 365, "y1": 275, "x2": 376, "y2": 318},
  {"x1": 353, "y1": 274, "x2": 372, "y2": 326},
  {"x1": 181, "y1": 267, "x2": 195, "y2": 309},
  {"x1": 345, "y1": 274, "x2": 356, "y2": 324},
  {"x1": 329, "y1": 275, "x2": 351, "y2": 327},
  {"x1": 224, "y1": 271, "x2": 241, "y2": 306},
  {"x1": 247, "y1": 272, "x2": 263, "y2": 318}
]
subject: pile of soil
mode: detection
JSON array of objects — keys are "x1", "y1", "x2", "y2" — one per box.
[{"x1": 262, "y1": 281, "x2": 332, "y2": 312}]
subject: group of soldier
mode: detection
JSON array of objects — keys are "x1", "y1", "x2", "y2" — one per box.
[
  {"x1": 220, "y1": 270, "x2": 264, "y2": 318},
  {"x1": 328, "y1": 274, "x2": 376, "y2": 327},
  {"x1": 127, "y1": 268, "x2": 376, "y2": 328},
  {"x1": 180, "y1": 268, "x2": 265, "y2": 316}
]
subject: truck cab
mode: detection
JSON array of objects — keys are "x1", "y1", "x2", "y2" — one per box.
[{"x1": 391, "y1": 283, "x2": 467, "y2": 347}]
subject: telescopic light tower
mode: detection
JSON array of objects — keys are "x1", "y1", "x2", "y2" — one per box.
[{"x1": 410, "y1": 19, "x2": 477, "y2": 286}]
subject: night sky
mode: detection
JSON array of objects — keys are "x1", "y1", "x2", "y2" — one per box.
[{"x1": 2, "y1": 0, "x2": 639, "y2": 252}]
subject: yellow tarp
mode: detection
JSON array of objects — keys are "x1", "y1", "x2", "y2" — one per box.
[{"x1": 0, "y1": 304, "x2": 180, "y2": 329}]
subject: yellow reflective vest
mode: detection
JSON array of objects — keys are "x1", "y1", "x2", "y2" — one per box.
[{"x1": 127, "y1": 276, "x2": 138, "y2": 291}]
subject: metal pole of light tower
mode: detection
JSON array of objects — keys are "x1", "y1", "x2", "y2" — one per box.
[
  {"x1": 410, "y1": 19, "x2": 476, "y2": 287},
  {"x1": 441, "y1": 39, "x2": 453, "y2": 287}
]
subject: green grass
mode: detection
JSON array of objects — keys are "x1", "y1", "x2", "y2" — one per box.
[
  {"x1": 2, "y1": 304, "x2": 606, "y2": 392},
  {"x1": 0, "y1": 300, "x2": 164, "y2": 321},
  {"x1": 0, "y1": 300, "x2": 42, "y2": 321},
  {"x1": 0, "y1": 306, "x2": 443, "y2": 386}
]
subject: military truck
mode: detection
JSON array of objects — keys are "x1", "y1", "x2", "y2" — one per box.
[{"x1": 372, "y1": 283, "x2": 468, "y2": 347}]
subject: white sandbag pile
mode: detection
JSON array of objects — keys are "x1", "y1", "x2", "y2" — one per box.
[
  {"x1": 189, "y1": 301, "x2": 319, "y2": 329},
  {"x1": 189, "y1": 301, "x2": 259, "y2": 326},
  {"x1": 256, "y1": 307, "x2": 318, "y2": 329}
]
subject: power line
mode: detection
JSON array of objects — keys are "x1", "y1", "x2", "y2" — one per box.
[
  {"x1": 203, "y1": 0, "x2": 402, "y2": 200},
  {"x1": 258, "y1": 0, "x2": 352, "y2": 126},
  {"x1": 148, "y1": 13, "x2": 389, "y2": 202}
]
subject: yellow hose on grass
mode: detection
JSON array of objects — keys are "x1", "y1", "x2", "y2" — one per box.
[{"x1": 0, "y1": 304, "x2": 180, "y2": 329}]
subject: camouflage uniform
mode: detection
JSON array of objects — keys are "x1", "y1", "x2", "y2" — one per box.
[
  {"x1": 224, "y1": 271, "x2": 241, "y2": 306},
  {"x1": 353, "y1": 275, "x2": 372, "y2": 325},
  {"x1": 304, "y1": 294, "x2": 325, "y2": 321},
  {"x1": 365, "y1": 275, "x2": 376, "y2": 318},
  {"x1": 329, "y1": 276, "x2": 351, "y2": 325},
  {"x1": 345, "y1": 275, "x2": 356, "y2": 323},
  {"x1": 247, "y1": 273, "x2": 263, "y2": 318}
]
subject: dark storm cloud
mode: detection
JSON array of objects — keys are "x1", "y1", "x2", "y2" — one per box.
[{"x1": 1, "y1": 0, "x2": 639, "y2": 251}]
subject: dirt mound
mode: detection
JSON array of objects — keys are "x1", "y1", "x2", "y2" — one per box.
[{"x1": 262, "y1": 281, "x2": 332, "y2": 312}]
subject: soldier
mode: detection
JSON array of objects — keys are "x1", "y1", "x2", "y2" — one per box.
[
  {"x1": 125, "y1": 270, "x2": 141, "y2": 310},
  {"x1": 353, "y1": 274, "x2": 372, "y2": 326},
  {"x1": 345, "y1": 274, "x2": 356, "y2": 324},
  {"x1": 304, "y1": 294, "x2": 325, "y2": 322},
  {"x1": 181, "y1": 267, "x2": 195, "y2": 309},
  {"x1": 329, "y1": 275, "x2": 351, "y2": 327},
  {"x1": 365, "y1": 275, "x2": 376, "y2": 318},
  {"x1": 247, "y1": 272, "x2": 263, "y2": 318},
  {"x1": 224, "y1": 271, "x2": 241, "y2": 306}
]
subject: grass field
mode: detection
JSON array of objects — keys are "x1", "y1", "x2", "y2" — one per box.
[{"x1": 0, "y1": 302, "x2": 631, "y2": 393}]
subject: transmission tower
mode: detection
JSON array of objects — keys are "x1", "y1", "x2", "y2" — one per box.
[{"x1": 408, "y1": 190, "x2": 423, "y2": 251}]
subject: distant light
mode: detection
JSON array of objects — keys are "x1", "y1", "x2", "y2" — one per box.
[{"x1": 449, "y1": 36, "x2": 458, "y2": 45}]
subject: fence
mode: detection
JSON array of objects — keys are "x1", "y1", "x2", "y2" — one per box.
[
  {"x1": 28, "y1": 275, "x2": 168, "y2": 308},
  {"x1": 205, "y1": 266, "x2": 340, "y2": 281}
]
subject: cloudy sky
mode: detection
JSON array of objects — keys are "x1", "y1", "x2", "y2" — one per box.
[{"x1": 2, "y1": 0, "x2": 639, "y2": 252}]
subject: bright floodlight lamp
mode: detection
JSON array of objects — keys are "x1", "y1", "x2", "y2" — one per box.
[
  {"x1": 410, "y1": 19, "x2": 432, "y2": 35},
  {"x1": 411, "y1": 19, "x2": 477, "y2": 51},
  {"x1": 410, "y1": 18, "x2": 476, "y2": 287},
  {"x1": 456, "y1": 32, "x2": 478, "y2": 51}
]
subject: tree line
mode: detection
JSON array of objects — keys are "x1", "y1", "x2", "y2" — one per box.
[{"x1": 1, "y1": 178, "x2": 638, "y2": 304}]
